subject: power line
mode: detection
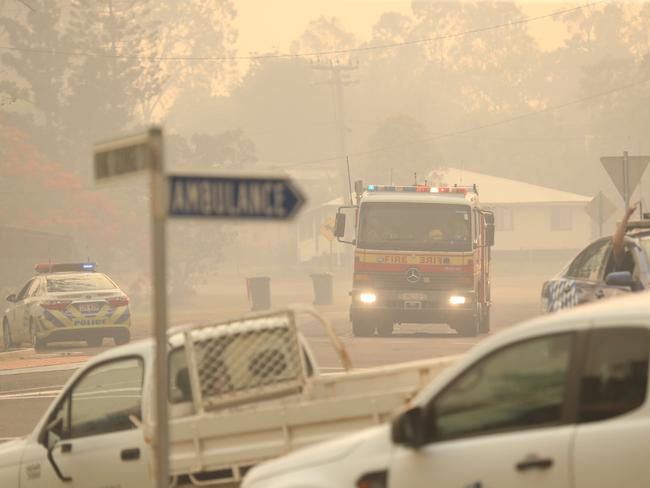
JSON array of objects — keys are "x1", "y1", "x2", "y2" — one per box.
[
  {"x1": 272, "y1": 75, "x2": 650, "y2": 169},
  {"x1": 0, "y1": 0, "x2": 605, "y2": 62}
]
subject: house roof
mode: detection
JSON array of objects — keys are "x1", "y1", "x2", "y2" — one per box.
[{"x1": 435, "y1": 168, "x2": 592, "y2": 205}]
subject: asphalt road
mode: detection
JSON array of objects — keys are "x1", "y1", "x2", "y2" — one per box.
[{"x1": 0, "y1": 288, "x2": 538, "y2": 439}]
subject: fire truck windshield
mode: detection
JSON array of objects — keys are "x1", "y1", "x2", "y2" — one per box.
[{"x1": 358, "y1": 202, "x2": 472, "y2": 251}]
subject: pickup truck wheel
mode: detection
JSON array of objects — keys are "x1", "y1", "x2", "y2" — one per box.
[
  {"x1": 113, "y1": 329, "x2": 130, "y2": 346},
  {"x1": 376, "y1": 321, "x2": 394, "y2": 337},
  {"x1": 2, "y1": 321, "x2": 12, "y2": 350},
  {"x1": 352, "y1": 320, "x2": 374, "y2": 337}
]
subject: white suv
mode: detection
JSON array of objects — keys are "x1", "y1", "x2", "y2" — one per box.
[{"x1": 243, "y1": 291, "x2": 650, "y2": 488}]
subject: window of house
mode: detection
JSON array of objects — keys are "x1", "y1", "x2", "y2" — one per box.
[
  {"x1": 551, "y1": 207, "x2": 573, "y2": 231},
  {"x1": 494, "y1": 207, "x2": 514, "y2": 232}
]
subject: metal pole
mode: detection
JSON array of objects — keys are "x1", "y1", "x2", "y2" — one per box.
[
  {"x1": 623, "y1": 151, "x2": 631, "y2": 210},
  {"x1": 149, "y1": 127, "x2": 169, "y2": 488},
  {"x1": 598, "y1": 192, "x2": 603, "y2": 237}
]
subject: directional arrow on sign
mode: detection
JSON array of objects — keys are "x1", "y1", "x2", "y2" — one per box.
[{"x1": 167, "y1": 174, "x2": 306, "y2": 220}]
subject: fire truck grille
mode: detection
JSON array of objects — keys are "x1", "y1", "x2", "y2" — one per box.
[{"x1": 358, "y1": 272, "x2": 473, "y2": 290}]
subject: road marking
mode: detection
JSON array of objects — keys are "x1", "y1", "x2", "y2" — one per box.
[
  {"x1": 0, "y1": 384, "x2": 65, "y2": 395},
  {"x1": 0, "y1": 348, "x2": 31, "y2": 357},
  {"x1": 0, "y1": 389, "x2": 60, "y2": 400},
  {"x1": 0, "y1": 362, "x2": 82, "y2": 376}
]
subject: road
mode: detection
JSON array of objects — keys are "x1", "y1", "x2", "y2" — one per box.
[{"x1": 0, "y1": 281, "x2": 538, "y2": 439}]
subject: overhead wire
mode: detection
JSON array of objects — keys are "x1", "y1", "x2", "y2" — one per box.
[
  {"x1": 0, "y1": 0, "x2": 606, "y2": 62},
  {"x1": 270, "y1": 75, "x2": 650, "y2": 169}
]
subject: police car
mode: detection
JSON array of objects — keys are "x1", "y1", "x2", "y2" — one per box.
[
  {"x1": 541, "y1": 220, "x2": 650, "y2": 312},
  {"x1": 2, "y1": 263, "x2": 131, "y2": 350}
]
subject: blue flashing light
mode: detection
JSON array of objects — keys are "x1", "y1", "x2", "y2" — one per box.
[
  {"x1": 367, "y1": 185, "x2": 377, "y2": 191},
  {"x1": 82, "y1": 263, "x2": 96, "y2": 270}
]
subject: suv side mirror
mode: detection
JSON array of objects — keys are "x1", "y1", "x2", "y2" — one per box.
[
  {"x1": 606, "y1": 271, "x2": 642, "y2": 291},
  {"x1": 334, "y1": 213, "x2": 346, "y2": 238},
  {"x1": 6, "y1": 294, "x2": 16, "y2": 303},
  {"x1": 391, "y1": 406, "x2": 426, "y2": 449},
  {"x1": 486, "y1": 224, "x2": 495, "y2": 247}
]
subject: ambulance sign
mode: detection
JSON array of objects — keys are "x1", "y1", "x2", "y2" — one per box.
[{"x1": 168, "y1": 174, "x2": 306, "y2": 220}]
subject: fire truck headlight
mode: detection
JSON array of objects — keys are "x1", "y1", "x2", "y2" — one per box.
[
  {"x1": 449, "y1": 295, "x2": 467, "y2": 305},
  {"x1": 359, "y1": 292, "x2": 377, "y2": 304}
]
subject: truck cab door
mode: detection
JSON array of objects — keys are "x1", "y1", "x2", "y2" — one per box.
[
  {"x1": 28, "y1": 356, "x2": 150, "y2": 488},
  {"x1": 389, "y1": 333, "x2": 576, "y2": 488}
]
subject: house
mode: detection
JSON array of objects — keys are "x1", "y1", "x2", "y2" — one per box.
[{"x1": 437, "y1": 168, "x2": 594, "y2": 252}]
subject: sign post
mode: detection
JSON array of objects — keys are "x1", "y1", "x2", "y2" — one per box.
[
  {"x1": 94, "y1": 127, "x2": 169, "y2": 488},
  {"x1": 95, "y1": 135, "x2": 306, "y2": 488}
]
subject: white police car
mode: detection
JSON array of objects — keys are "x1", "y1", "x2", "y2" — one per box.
[
  {"x1": 2, "y1": 263, "x2": 131, "y2": 350},
  {"x1": 244, "y1": 291, "x2": 650, "y2": 488}
]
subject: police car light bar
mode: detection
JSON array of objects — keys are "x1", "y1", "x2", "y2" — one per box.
[
  {"x1": 35, "y1": 262, "x2": 97, "y2": 273},
  {"x1": 366, "y1": 184, "x2": 477, "y2": 194}
]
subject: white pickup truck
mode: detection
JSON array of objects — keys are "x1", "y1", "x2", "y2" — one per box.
[{"x1": 0, "y1": 308, "x2": 457, "y2": 488}]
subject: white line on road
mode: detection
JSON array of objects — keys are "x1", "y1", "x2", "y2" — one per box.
[
  {"x1": 0, "y1": 362, "x2": 83, "y2": 377},
  {"x1": 0, "y1": 389, "x2": 60, "y2": 400},
  {"x1": 0, "y1": 384, "x2": 65, "y2": 395}
]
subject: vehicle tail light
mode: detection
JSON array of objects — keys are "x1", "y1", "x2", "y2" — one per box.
[
  {"x1": 108, "y1": 296, "x2": 129, "y2": 308},
  {"x1": 40, "y1": 300, "x2": 71, "y2": 310}
]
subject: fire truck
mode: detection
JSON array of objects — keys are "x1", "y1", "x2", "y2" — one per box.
[{"x1": 334, "y1": 183, "x2": 495, "y2": 337}]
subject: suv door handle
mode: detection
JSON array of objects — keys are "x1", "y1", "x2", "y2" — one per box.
[
  {"x1": 121, "y1": 448, "x2": 140, "y2": 461},
  {"x1": 516, "y1": 456, "x2": 553, "y2": 471},
  {"x1": 60, "y1": 442, "x2": 72, "y2": 454}
]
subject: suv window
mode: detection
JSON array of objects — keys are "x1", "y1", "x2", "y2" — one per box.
[
  {"x1": 579, "y1": 328, "x2": 649, "y2": 423},
  {"x1": 567, "y1": 240, "x2": 610, "y2": 281},
  {"x1": 432, "y1": 334, "x2": 573, "y2": 441},
  {"x1": 68, "y1": 357, "x2": 143, "y2": 439}
]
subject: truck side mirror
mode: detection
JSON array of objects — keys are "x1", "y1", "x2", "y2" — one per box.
[
  {"x1": 6, "y1": 293, "x2": 16, "y2": 303},
  {"x1": 391, "y1": 406, "x2": 426, "y2": 449},
  {"x1": 486, "y1": 224, "x2": 495, "y2": 247},
  {"x1": 483, "y1": 211, "x2": 495, "y2": 247},
  {"x1": 334, "y1": 213, "x2": 346, "y2": 238},
  {"x1": 606, "y1": 271, "x2": 642, "y2": 291}
]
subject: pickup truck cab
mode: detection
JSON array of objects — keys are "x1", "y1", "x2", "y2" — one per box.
[
  {"x1": 243, "y1": 292, "x2": 650, "y2": 488},
  {"x1": 0, "y1": 308, "x2": 456, "y2": 488}
]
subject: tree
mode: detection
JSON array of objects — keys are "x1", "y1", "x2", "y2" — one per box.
[
  {"x1": 364, "y1": 114, "x2": 442, "y2": 184},
  {"x1": 165, "y1": 129, "x2": 258, "y2": 299}
]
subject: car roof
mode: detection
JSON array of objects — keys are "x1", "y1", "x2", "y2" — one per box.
[{"x1": 38, "y1": 271, "x2": 106, "y2": 277}]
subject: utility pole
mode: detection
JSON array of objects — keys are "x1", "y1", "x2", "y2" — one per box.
[{"x1": 312, "y1": 60, "x2": 358, "y2": 200}]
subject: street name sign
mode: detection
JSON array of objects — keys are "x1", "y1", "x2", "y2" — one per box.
[
  {"x1": 93, "y1": 130, "x2": 156, "y2": 181},
  {"x1": 168, "y1": 174, "x2": 306, "y2": 220}
]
